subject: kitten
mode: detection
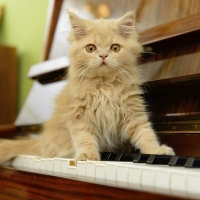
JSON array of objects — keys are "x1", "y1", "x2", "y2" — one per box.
[{"x1": 0, "y1": 11, "x2": 174, "y2": 164}]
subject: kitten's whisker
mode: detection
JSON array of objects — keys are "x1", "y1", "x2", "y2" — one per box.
[
  {"x1": 116, "y1": 64, "x2": 135, "y2": 82},
  {"x1": 78, "y1": 65, "x2": 90, "y2": 77},
  {"x1": 142, "y1": 51, "x2": 157, "y2": 55},
  {"x1": 108, "y1": 60, "x2": 133, "y2": 83}
]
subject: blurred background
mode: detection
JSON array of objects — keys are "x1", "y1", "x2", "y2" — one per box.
[{"x1": 0, "y1": 0, "x2": 199, "y2": 129}]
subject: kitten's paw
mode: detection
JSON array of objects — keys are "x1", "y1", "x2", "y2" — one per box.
[
  {"x1": 156, "y1": 144, "x2": 175, "y2": 155},
  {"x1": 75, "y1": 151, "x2": 100, "y2": 161}
]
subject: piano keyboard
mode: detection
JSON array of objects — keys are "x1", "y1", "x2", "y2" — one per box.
[{"x1": 8, "y1": 153, "x2": 200, "y2": 200}]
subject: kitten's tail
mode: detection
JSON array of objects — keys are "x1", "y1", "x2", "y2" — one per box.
[{"x1": 0, "y1": 138, "x2": 41, "y2": 165}]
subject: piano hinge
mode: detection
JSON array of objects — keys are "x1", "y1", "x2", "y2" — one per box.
[{"x1": 155, "y1": 121, "x2": 200, "y2": 133}]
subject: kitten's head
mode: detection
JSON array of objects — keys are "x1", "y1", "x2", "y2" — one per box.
[{"x1": 67, "y1": 11, "x2": 143, "y2": 82}]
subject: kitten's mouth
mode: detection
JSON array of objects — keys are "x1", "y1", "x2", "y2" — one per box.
[{"x1": 101, "y1": 61, "x2": 107, "y2": 66}]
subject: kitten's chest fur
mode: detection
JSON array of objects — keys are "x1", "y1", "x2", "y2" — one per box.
[
  {"x1": 88, "y1": 85, "x2": 122, "y2": 125},
  {"x1": 83, "y1": 82, "x2": 133, "y2": 149},
  {"x1": 88, "y1": 88, "x2": 120, "y2": 147}
]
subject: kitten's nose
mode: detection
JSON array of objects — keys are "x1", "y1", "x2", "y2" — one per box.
[{"x1": 99, "y1": 54, "x2": 108, "y2": 60}]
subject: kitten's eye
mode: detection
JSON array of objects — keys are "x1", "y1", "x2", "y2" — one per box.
[
  {"x1": 111, "y1": 44, "x2": 120, "y2": 53},
  {"x1": 86, "y1": 44, "x2": 96, "y2": 53}
]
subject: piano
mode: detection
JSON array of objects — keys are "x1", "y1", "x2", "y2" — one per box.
[{"x1": 1, "y1": 0, "x2": 200, "y2": 199}]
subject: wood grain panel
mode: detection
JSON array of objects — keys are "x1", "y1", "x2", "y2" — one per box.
[
  {"x1": 144, "y1": 80, "x2": 200, "y2": 115},
  {"x1": 143, "y1": 79, "x2": 200, "y2": 134},
  {"x1": 0, "y1": 45, "x2": 17, "y2": 125},
  {"x1": 136, "y1": 0, "x2": 200, "y2": 30},
  {"x1": 160, "y1": 134, "x2": 200, "y2": 157},
  {"x1": 139, "y1": 13, "x2": 200, "y2": 50},
  {"x1": 0, "y1": 124, "x2": 17, "y2": 139},
  {"x1": 0, "y1": 167, "x2": 184, "y2": 200},
  {"x1": 140, "y1": 39, "x2": 200, "y2": 83},
  {"x1": 43, "y1": 0, "x2": 63, "y2": 61},
  {"x1": 44, "y1": 0, "x2": 200, "y2": 59}
]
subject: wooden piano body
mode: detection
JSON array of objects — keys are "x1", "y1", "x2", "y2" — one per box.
[{"x1": 0, "y1": 0, "x2": 200, "y2": 199}]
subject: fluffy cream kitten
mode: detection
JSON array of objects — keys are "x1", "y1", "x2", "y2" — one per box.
[{"x1": 0, "y1": 11, "x2": 174, "y2": 164}]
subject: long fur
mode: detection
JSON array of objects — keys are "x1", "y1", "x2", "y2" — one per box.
[{"x1": 0, "y1": 11, "x2": 174, "y2": 164}]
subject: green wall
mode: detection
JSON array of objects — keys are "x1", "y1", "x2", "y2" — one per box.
[{"x1": 0, "y1": 0, "x2": 49, "y2": 110}]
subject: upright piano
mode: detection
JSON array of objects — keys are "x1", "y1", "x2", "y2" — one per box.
[{"x1": 1, "y1": 0, "x2": 200, "y2": 199}]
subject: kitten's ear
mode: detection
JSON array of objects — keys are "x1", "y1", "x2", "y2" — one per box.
[
  {"x1": 68, "y1": 11, "x2": 87, "y2": 40},
  {"x1": 117, "y1": 11, "x2": 136, "y2": 38}
]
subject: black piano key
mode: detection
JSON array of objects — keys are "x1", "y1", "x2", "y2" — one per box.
[
  {"x1": 107, "y1": 153, "x2": 119, "y2": 161},
  {"x1": 184, "y1": 157, "x2": 195, "y2": 168},
  {"x1": 101, "y1": 152, "x2": 200, "y2": 168},
  {"x1": 185, "y1": 157, "x2": 200, "y2": 168},
  {"x1": 115, "y1": 153, "x2": 122, "y2": 161},
  {"x1": 146, "y1": 155, "x2": 172, "y2": 165},
  {"x1": 119, "y1": 153, "x2": 135, "y2": 162},
  {"x1": 146, "y1": 155, "x2": 155, "y2": 164},
  {"x1": 101, "y1": 152, "x2": 111, "y2": 161},
  {"x1": 133, "y1": 154, "x2": 150, "y2": 163},
  {"x1": 168, "y1": 156, "x2": 188, "y2": 167},
  {"x1": 193, "y1": 158, "x2": 200, "y2": 168},
  {"x1": 168, "y1": 156, "x2": 178, "y2": 166}
]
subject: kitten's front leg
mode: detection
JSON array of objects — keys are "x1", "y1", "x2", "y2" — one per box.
[
  {"x1": 124, "y1": 117, "x2": 175, "y2": 155},
  {"x1": 70, "y1": 123, "x2": 100, "y2": 161}
]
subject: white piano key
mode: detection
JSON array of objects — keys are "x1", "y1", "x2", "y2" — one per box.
[
  {"x1": 27, "y1": 156, "x2": 34, "y2": 170},
  {"x1": 11, "y1": 156, "x2": 23, "y2": 168},
  {"x1": 60, "y1": 159, "x2": 69, "y2": 177},
  {"x1": 105, "y1": 162, "x2": 133, "y2": 187},
  {"x1": 116, "y1": 162, "x2": 143, "y2": 190},
  {"x1": 186, "y1": 169, "x2": 200, "y2": 199},
  {"x1": 68, "y1": 160, "x2": 76, "y2": 178},
  {"x1": 10, "y1": 155, "x2": 200, "y2": 200},
  {"x1": 20, "y1": 155, "x2": 33, "y2": 168},
  {"x1": 128, "y1": 164, "x2": 143, "y2": 190},
  {"x1": 60, "y1": 158, "x2": 76, "y2": 178},
  {"x1": 17, "y1": 155, "x2": 25, "y2": 168},
  {"x1": 33, "y1": 158, "x2": 40, "y2": 172},
  {"x1": 53, "y1": 158, "x2": 62, "y2": 176},
  {"x1": 21, "y1": 156, "x2": 29, "y2": 168},
  {"x1": 77, "y1": 161, "x2": 86, "y2": 180},
  {"x1": 40, "y1": 158, "x2": 47, "y2": 172},
  {"x1": 141, "y1": 165, "x2": 156, "y2": 192},
  {"x1": 23, "y1": 156, "x2": 36, "y2": 171},
  {"x1": 170, "y1": 168, "x2": 187, "y2": 198},
  {"x1": 105, "y1": 162, "x2": 117, "y2": 186},
  {"x1": 154, "y1": 166, "x2": 170, "y2": 196},
  {"x1": 96, "y1": 163, "x2": 106, "y2": 183},
  {"x1": 22, "y1": 155, "x2": 30, "y2": 168},
  {"x1": 12, "y1": 155, "x2": 23, "y2": 168},
  {"x1": 46, "y1": 158, "x2": 54, "y2": 175},
  {"x1": 117, "y1": 164, "x2": 129, "y2": 188},
  {"x1": 68, "y1": 165, "x2": 77, "y2": 178},
  {"x1": 85, "y1": 161, "x2": 96, "y2": 182}
]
